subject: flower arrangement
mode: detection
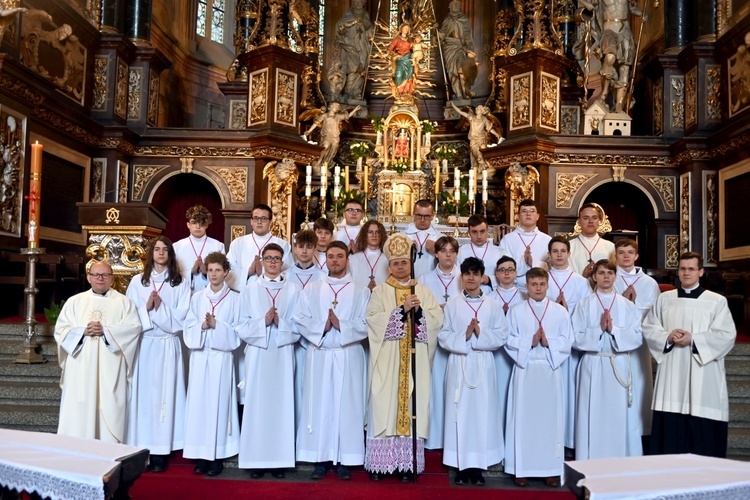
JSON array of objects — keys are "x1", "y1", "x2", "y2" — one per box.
[
  {"x1": 349, "y1": 141, "x2": 370, "y2": 158},
  {"x1": 391, "y1": 158, "x2": 409, "y2": 174},
  {"x1": 331, "y1": 188, "x2": 366, "y2": 213},
  {"x1": 440, "y1": 191, "x2": 470, "y2": 216},
  {"x1": 370, "y1": 116, "x2": 384, "y2": 132},
  {"x1": 421, "y1": 120, "x2": 438, "y2": 134},
  {"x1": 434, "y1": 144, "x2": 458, "y2": 162}
]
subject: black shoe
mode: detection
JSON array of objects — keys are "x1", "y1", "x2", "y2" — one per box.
[
  {"x1": 149, "y1": 455, "x2": 168, "y2": 473},
  {"x1": 193, "y1": 459, "x2": 209, "y2": 474},
  {"x1": 399, "y1": 472, "x2": 414, "y2": 483},
  {"x1": 206, "y1": 459, "x2": 223, "y2": 477},
  {"x1": 334, "y1": 464, "x2": 351, "y2": 480},
  {"x1": 454, "y1": 470, "x2": 469, "y2": 485},
  {"x1": 249, "y1": 469, "x2": 265, "y2": 479},
  {"x1": 369, "y1": 472, "x2": 384, "y2": 481},
  {"x1": 311, "y1": 463, "x2": 328, "y2": 480},
  {"x1": 271, "y1": 468, "x2": 286, "y2": 479},
  {"x1": 470, "y1": 469, "x2": 485, "y2": 485}
]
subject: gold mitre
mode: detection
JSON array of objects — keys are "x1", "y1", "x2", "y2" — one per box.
[{"x1": 383, "y1": 233, "x2": 414, "y2": 261}]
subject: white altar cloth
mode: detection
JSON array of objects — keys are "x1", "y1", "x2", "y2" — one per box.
[
  {"x1": 565, "y1": 454, "x2": 750, "y2": 500},
  {"x1": 0, "y1": 429, "x2": 147, "y2": 500}
]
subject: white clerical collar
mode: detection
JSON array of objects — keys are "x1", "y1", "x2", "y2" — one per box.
[
  {"x1": 682, "y1": 283, "x2": 700, "y2": 293},
  {"x1": 296, "y1": 262, "x2": 315, "y2": 270},
  {"x1": 261, "y1": 273, "x2": 284, "y2": 283},
  {"x1": 91, "y1": 289, "x2": 109, "y2": 297},
  {"x1": 437, "y1": 266, "x2": 457, "y2": 277},
  {"x1": 463, "y1": 291, "x2": 483, "y2": 300},
  {"x1": 580, "y1": 233, "x2": 599, "y2": 241},
  {"x1": 550, "y1": 266, "x2": 573, "y2": 274},
  {"x1": 517, "y1": 227, "x2": 538, "y2": 234},
  {"x1": 190, "y1": 234, "x2": 208, "y2": 244},
  {"x1": 151, "y1": 268, "x2": 169, "y2": 280},
  {"x1": 471, "y1": 241, "x2": 489, "y2": 248},
  {"x1": 498, "y1": 285, "x2": 517, "y2": 293},
  {"x1": 325, "y1": 273, "x2": 351, "y2": 285},
  {"x1": 365, "y1": 247, "x2": 382, "y2": 256},
  {"x1": 396, "y1": 279, "x2": 411, "y2": 286},
  {"x1": 405, "y1": 223, "x2": 434, "y2": 234},
  {"x1": 207, "y1": 282, "x2": 229, "y2": 298},
  {"x1": 529, "y1": 297, "x2": 549, "y2": 306}
]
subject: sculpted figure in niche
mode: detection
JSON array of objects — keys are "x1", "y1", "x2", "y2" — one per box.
[
  {"x1": 331, "y1": 0, "x2": 374, "y2": 101},
  {"x1": 439, "y1": 0, "x2": 477, "y2": 100}
]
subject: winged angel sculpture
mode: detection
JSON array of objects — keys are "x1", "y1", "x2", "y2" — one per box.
[
  {"x1": 300, "y1": 103, "x2": 361, "y2": 173},
  {"x1": 450, "y1": 102, "x2": 504, "y2": 171}
]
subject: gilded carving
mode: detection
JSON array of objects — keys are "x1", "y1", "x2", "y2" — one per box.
[
  {"x1": 685, "y1": 67, "x2": 697, "y2": 129},
  {"x1": 515, "y1": 0, "x2": 563, "y2": 55},
  {"x1": 180, "y1": 157, "x2": 194, "y2": 174},
  {"x1": 93, "y1": 55, "x2": 108, "y2": 110},
  {"x1": 670, "y1": 75, "x2": 684, "y2": 130},
  {"x1": 493, "y1": 5, "x2": 515, "y2": 56},
  {"x1": 263, "y1": 158, "x2": 298, "y2": 240},
  {"x1": 505, "y1": 163, "x2": 539, "y2": 206},
  {"x1": 510, "y1": 72, "x2": 532, "y2": 130},
  {"x1": 728, "y1": 33, "x2": 750, "y2": 118},
  {"x1": 260, "y1": 0, "x2": 289, "y2": 48},
  {"x1": 561, "y1": 105, "x2": 579, "y2": 135},
  {"x1": 105, "y1": 207, "x2": 120, "y2": 224},
  {"x1": 230, "y1": 100, "x2": 247, "y2": 129},
  {"x1": 679, "y1": 173, "x2": 690, "y2": 254},
  {"x1": 706, "y1": 65, "x2": 721, "y2": 122},
  {"x1": 248, "y1": 69, "x2": 268, "y2": 125},
  {"x1": 231, "y1": 225, "x2": 246, "y2": 241},
  {"x1": 275, "y1": 69, "x2": 296, "y2": 127},
  {"x1": 117, "y1": 162, "x2": 128, "y2": 203},
  {"x1": 91, "y1": 159, "x2": 104, "y2": 203},
  {"x1": 85, "y1": 232, "x2": 150, "y2": 293},
  {"x1": 0, "y1": 73, "x2": 45, "y2": 106},
  {"x1": 555, "y1": 173, "x2": 596, "y2": 209},
  {"x1": 665, "y1": 235, "x2": 679, "y2": 269},
  {"x1": 132, "y1": 165, "x2": 169, "y2": 200},
  {"x1": 20, "y1": 10, "x2": 86, "y2": 104},
  {"x1": 0, "y1": 109, "x2": 24, "y2": 237},
  {"x1": 540, "y1": 72, "x2": 559, "y2": 131},
  {"x1": 703, "y1": 171, "x2": 718, "y2": 266},
  {"x1": 553, "y1": 154, "x2": 669, "y2": 166},
  {"x1": 114, "y1": 59, "x2": 128, "y2": 119},
  {"x1": 148, "y1": 69, "x2": 159, "y2": 126},
  {"x1": 207, "y1": 166, "x2": 248, "y2": 203},
  {"x1": 612, "y1": 165, "x2": 626, "y2": 182},
  {"x1": 640, "y1": 175, "x2": 676, "y2": 211},
  {"x1": 654, "y1": 78, "x2": 663, "y2": 135},
  {"x1": 35, "y1": 107, "x2": 100, "y2": 146},
  {"x1": 128, "y1": 68, "x2": 142, "y2": 120}
]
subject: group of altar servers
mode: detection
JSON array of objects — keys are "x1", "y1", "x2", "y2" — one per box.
[{"x1": 54, "y1": 197, "x2": 737, "y2": 487}]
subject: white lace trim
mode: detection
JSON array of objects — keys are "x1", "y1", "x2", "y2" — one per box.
[{"x1": 0, "y1": 461, "x2": 104, "y2": 500}]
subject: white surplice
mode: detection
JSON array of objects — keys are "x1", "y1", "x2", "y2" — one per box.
[
  {"x1": 404, "y1": 223, "x2": 441, "y2": 279},
  {"x1": 489, "y1": 286, "x2": 526, "y2": 432},
  {"x1": 457, "y1": 242, "x2": 502, "y2": 291},
  {"x1": 236, "y1": 275, "x2": 301, "y2": 469},
  {"x1": 419, "y1": 265, "x2": 461, "y2": 450},
  {"x1": 643, "y1": 288, "x2": 736, "y2": 422},
  {"x1": 504, "y1": 298, "x2": 573, "y2": 479},
  {"x1": 125, "y1": 270, "x2": 190, "y2": 454},
  {"x1": 314, "y1": 251, "x2": 328, "y2": 272},
  {"x1": 498, "y1": 227, "x2": 552, "y2": 290},
  {"x1": 173, "y1": 234, "x2": 226, "y2": 294},
  {"x1": 572, "y1": 292, "x2": 643, "y2": 460},
  {"x1": 183, "y1": 283, "x2": 241, "y2": 460},
  {"x1": 439, "y1": 293, "x2": 508, "y2": 470},
  {"x1": 614, "y1": 266, "x2": 661, "y2": 435},
  {"x1": 335, "y1": 224, "x2": 361, "y2": 248},
  {"x1": 546, "y1": 266, "x2": 592, "y2": 449},
  {"x1": 55, "y1": 289, "x2": 141, "y2": 443},
  {"x1": 293, "y1": 274, "x2": 369, "y2": 465},
  {"x1": 348, "y1": 248, "x2": 389, "y2": 289},
  {"x1": 569, "y1": 234, "x2": 615, "y2": 276},
  {"x1": 225, "y1": 233, "x2": 293, "y2": 289}
]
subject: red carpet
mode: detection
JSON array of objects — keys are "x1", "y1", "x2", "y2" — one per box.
[{"x1": 129, "y1": 452, "x2": 574, "y2": 499}]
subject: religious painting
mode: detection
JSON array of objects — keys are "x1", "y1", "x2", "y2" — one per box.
[
  {"x1": 540, "y1": 72, "x2": 560, "y2": 132},
  {"x1": 275, "y1": 69, "x2": 297, "y2": 127},
  {"x1": 31, "y1": 134, "x2": 89, "y2": 245},
  {"x1": 248, "y1": 69, "x2": 268, "y2": 126},
  {"x1": 719, "y1": 157, "x2": 750, "y2": 260},
  {"x1": 728, "y1": 32, "x2": 750, "y2": 118},
  {"x1": 0, "y1": 106, "x2": 26, "y2": 238},
  {"x1": 510, "y1": 72, "x2": 532, "y2": 131},
  {"x1": 383, "y1": 110, "x2": 421, "y2": 170}
]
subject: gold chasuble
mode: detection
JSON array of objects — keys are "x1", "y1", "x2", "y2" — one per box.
[{"x1": 390, "y1": 276, "x2": 415, "y2": 436}]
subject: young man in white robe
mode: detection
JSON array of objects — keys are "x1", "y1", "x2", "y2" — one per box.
[
  {"x1": 572, "y1": 259, "x2": 643, "y2": 460},
  {"x1": 568, "y1": 203, "x2": 615, "y2": 279},
  {"x1": 365, "y1": 233, "x2": 444, "y2": 482},
  {"x1": 226, "y1": 203, "x2": 293, "y2": 289},
  {"x1": 643, "y1": 251, "x2": 736, "y2": 458},
  {"x1": 348, "y1": 220, "x2": 389, "y2": 290},
  {"x1": 545, "y1": 236, "x2": 592, "y2": 451},
  {"x1": 489, "y1": 256, "x2": 526, "y2": 433},
  {"x1": 183, "y1": 252, "x2": 241, "y2": 477},
  {"x1": 498, "y1": 199, "x2": 551, "y2": 292},
  {"x1": 173, "y1": 204, "x2": 226, "y2": 294},
  {"x1": 237, "y1": 243, "x2": 301, "y2": 477},
  {"x1": 55, "y1": 262, "x2": 141, "y2": 444},
  {"x1": 504, "y1": 267, "x2": 573, "y2": 488},
  {"x1": 294, "y1": 241, "x2": 369, "y2": 481},
  {"x1": 457, "y1": 214, "x2": 502, "y2": 292},
  {"x1": 419, "y1": 236, "x2": 461, "y2": 450},
  {"x1": 313, "y1": 217, "x2": 335, "y2": 271},
  {"x1": 405, "y1": 200, "x2": 441, "y2": 279},
  {"x1": 285, "y1": 229, "x2": 327, "y2": 434},
  {"x1": 439, "y1": 257, "x2": 508, "y2": 486},
  {"x1": 613, "y1": 238, "x2": 661, "y2": 441},
  {"x1": 125, "y1": 237, "x2": 191, "y2": 472},
  {"x1": 335, "y1": 199, "x2": 365, "y2": 252}
]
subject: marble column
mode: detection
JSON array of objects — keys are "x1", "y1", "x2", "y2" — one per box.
[
  {"x1": 693, "y1": 1, "x2": 716, "y2": 41},
  {"x1": 100, "y1": 0, "x2": 126, "y2": 33},
  {"x1": 665, "y1": 0, "x2": 692, "y2": 52},
  {"x1": 124, "y1": 0, "x2": 152, "y2": 45}
]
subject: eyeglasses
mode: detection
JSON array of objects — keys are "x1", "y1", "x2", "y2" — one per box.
[
  {"x1": 89, "y1": 273, "x2": 112, "y2": 279},
  {"x1": 262, "y1": 256, "x2": 282, "y2": 262},
  {"x1": 345, "y1": 208, "x2": 363, "y2": 213},
  {"x1": 414, "y1": 214, "x2": 433, "y2": 220},
  {"x1": 496, "y1": 267, "x2": 516, "y2": 273},
  {"x1": 251, "y1": 216, "x2": 270, "y2": 222}
]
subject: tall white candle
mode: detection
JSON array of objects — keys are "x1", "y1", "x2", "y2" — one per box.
[
  {"x1": 321, "y1": 170, "x2": 327, "y2": 205},
  {"x1": 333, "y1": 166, "x2": 340, "y2": 199},
  {"x1": 442, "y1": 159, "x2": 448, "y2": 173},
  {"x1": 482, "y1": 169, "x2": 488, "y2": 202},
  {"x1": 468, "y1": 168, "x2": 475, "y2": 202},
  {"x1": 306, "y1": 164, "x2": 312, "y2": 176},
  {"x1": 454, "y1": 167, "x2": 460, "y2": 204}
]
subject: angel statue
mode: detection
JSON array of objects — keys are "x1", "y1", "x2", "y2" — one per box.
[
  {"x1": 451, "y1": 102, "x2": 504, "y2": 170},
  {"x1": 263, "y1": 158, "x2": 299, "y2": 240},
  {"x1": 504, "y1": 162, "x2": 539, "y2": 206},
  {"x1": 300, "y1": 103, "x2": 361, "y2": 173}
]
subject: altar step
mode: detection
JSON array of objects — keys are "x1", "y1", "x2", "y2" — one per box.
[{"x1": 0, "y1": 326, "x2": 750, "y2": 460}]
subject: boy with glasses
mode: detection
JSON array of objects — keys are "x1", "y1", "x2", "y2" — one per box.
[
  {"x1": 405, "y1": 200, "x2": 441, "y2": 279},
  {"x1": 335, "y1": 199, "x2": 365, "y2": 252},
  {"x1": 498, "y1": 199, "x2": 551, "y2": 292}
]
